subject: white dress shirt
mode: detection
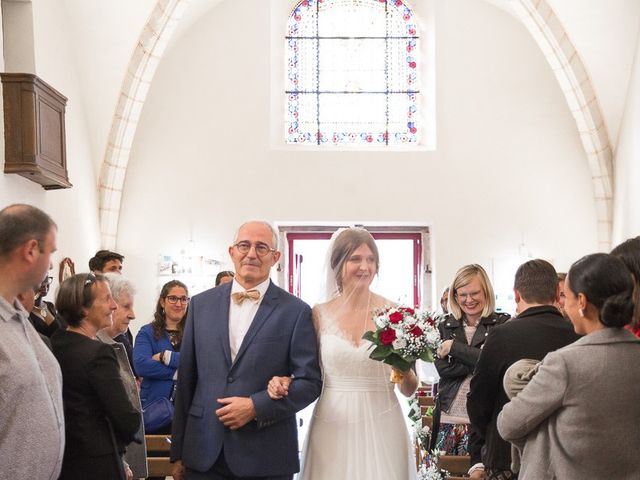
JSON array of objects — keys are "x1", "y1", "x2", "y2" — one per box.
[{"x1": 229, "y1": 278, "x2": 270, "y2": 362}]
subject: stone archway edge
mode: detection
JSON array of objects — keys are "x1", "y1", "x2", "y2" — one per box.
[
  {"x1": 98, "y1": 0, "x2": 188, "y2": 249},
  {"x1": 510, "y1": 0, "x2": 613, "y2": 251},
  {"x1": 98, "y1": 0, "x2": 614, "y2": 251}
]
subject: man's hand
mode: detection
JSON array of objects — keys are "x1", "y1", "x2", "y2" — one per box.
[
  {"x1": 216, "y1": 397, "x2": 256, "y2": 430},
  {"x1": 267, "y1": 376, "x2": 292, "y2": 400},
  {"x1": 124, "y1": 463, "x2": 133, "y2": 480},
  {"x1": 437, "y1": 339, "x2": 453, "y2": 358},
  {"x1": 172, "y1": 460, "x2": 185, "y2": 480}
]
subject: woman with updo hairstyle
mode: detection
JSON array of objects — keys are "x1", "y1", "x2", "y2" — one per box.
[
  {"x1": 611, "y1": 235, "x2": 640, "y2": 336},
  {"x1": 133, "y1": 279, "x2": 189, "y2": 433},
  {"x1": 51, "y1": 273, "x2": 141, "y2": 480},
  {"x1": 498, "y1": 253, "x2": 640, "y2": 480}
]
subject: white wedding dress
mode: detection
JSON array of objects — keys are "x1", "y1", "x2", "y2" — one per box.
[{"x1": 299, "y1": 308, "x2": 416, "y2": 480}]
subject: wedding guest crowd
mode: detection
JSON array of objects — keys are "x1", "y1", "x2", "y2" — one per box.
[
  {"x1": 497, "y1": 253, "x2": 640, "y2": 479},
  {"x1": 467, "y1": 259, "x2": 580, "y2": 479},
  {"x1": 2, "y1": 202, "x2": 640, "y2": 480}
]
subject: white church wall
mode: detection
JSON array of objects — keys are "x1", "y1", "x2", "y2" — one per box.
[
  {"x1": 0, "y1": 0, "x2": 102, "y2": 297},
  {"x1": 612, "y1": 29, "x2": 640, "y2": 244},
  {"x1": 118, "y1": 0, "x2": 599, "y2": 330}
]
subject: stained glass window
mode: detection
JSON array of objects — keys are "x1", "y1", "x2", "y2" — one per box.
[{"x1": 286, "y1": 0, "x2": 420, "y2": 146}]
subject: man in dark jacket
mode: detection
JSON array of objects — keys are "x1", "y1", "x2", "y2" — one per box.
[{"x1": 467, "y1": 259, "x2": 581, "y2": 480}]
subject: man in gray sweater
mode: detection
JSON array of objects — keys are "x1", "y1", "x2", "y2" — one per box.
[{"x1": 0, "y1": 204, "x2": 65, "y2": 480}]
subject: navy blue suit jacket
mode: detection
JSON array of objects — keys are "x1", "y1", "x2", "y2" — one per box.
[{"x1": 170, "y1": 281, "x2": 322, "y2": 476}]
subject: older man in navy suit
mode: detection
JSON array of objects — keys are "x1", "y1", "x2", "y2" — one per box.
[{"x1": 171, "y1": 221, "x2": 322, "y2": 480}]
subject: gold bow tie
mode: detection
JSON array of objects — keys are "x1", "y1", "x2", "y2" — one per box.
[{"x1": 231, "y1": 289, "x2": 261, "y2": 305}]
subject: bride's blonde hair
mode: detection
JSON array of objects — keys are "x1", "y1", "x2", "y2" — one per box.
[{"x1": 330, "y1": 228, "x2": 379, "y2": 292}]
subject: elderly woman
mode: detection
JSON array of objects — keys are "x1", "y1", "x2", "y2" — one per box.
[
  {"x1": 51, "y1": 273, "x2": 141, "y2": 480},
  {"x1": 497, "y1": 253, "x2": 640, "y2": 479},
  {"x1": 431, "y1": 264, "x2": 509, "y2": 467},
  {"x1": 97, "y1": 273, "x2": 147, "y2": 480},
  {"x1": 134, "y1": 280, "x2": 189, "y2": 433}
]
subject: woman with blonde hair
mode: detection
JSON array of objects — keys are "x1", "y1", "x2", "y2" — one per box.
[{"x1": 431, "y1": 264, "x2": 509, "y2": 467}]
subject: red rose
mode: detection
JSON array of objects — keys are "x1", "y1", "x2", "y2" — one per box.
[
  {"x1": 379, "y1": 328, "x2": 397, "y2": 345},
  {"x1": 389, "y1": 311, "x2": 404, "y2": 324},
  {"x1": 425, "y1": 316, "x2": 435, "y2": 326},
  {"x1": 400, "y1": 307, "x2": 415, "y2": 315},
  {"x1": 409, "y1": 325, "x2": 423, "y2": 337}
]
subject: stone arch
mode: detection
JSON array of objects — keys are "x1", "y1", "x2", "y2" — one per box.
[
  {"x1": 98, "y1": 0, "x2": 187, "y2": 249},
  {"x1": 510, "y1": 0, "x2": 613, "y2": 251},
  {"x1": 98, "y1": 0, "x2": 614, "y2": 250}
]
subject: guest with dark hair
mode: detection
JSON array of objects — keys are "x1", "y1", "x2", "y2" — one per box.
[
  {"x1": 29, "y1": 274, "x2": 67, "y2": 336},
  {"x1": 498, "y1": 253, "x2": 640, "y2": 480},
  {"x1": 215, "y1": 270, "x2": 234, "y2": 286},
  {"x1": 467, "y1": 259, "x2": 580, "y2": 479},
  {"x1": 52, "y1": 273, "x2": 141, "y2": 480},
  {"x1": 89, "y1": 249, "x2": 125, "y2": 274},
  {"x1": 611, "y1": 236, "x2": 640, "y2": 336},
  {"x1": 17, "y1": 286, "x2": 53, "y2": 350},
  {"x1": 134, "y1": 280, "x2": 189, "y2": 433}
]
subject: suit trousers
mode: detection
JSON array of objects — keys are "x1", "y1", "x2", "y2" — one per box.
[{"x1": 186, "y1": 450, "x2": 292, "y2": 480}]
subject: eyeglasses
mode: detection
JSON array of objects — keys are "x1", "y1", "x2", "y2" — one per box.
[
  {"x1": 455, "y1": 290, "x2": 483, "y2": 302},
  {"x1": 233, "y1": 241, "x2": 276, "y2": 257},
  {"x1": 166, "y1": 295, "x2": 190, "y2": 305}
]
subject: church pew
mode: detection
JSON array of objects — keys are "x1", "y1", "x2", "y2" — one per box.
[{"x1": 437, "y1": 454, "x2": 470, "y2": 475}]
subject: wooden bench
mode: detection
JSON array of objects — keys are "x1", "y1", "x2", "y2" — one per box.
[
  {"x1": 145, "y1": 435, "x2": 172, "y2": 477},
  {"x1": 418, "y1": 395, "x2": 435, "y2": 407},
  {"x1": 422, "y1": 415, "x2": 433, "y2": 429},
  {"x1": 437, "y1": 454, "x2": 470, "y2": 475}
]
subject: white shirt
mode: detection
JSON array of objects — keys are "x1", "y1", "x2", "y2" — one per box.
[{"x1": 229, "y1": 278, "x2": 270, "y2": 362}]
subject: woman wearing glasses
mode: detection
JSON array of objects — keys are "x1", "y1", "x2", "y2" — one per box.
[
  {"x1": 134, "y1": 280, "x2": 189, "y2": 434},
  {"x1": 431, "y1": 264, "x2": 509, "y2": 475},
  {"x1": 51, "y1": 273, "x2": 141, "y2": 480}
]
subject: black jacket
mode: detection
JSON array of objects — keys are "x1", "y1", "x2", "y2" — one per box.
[
  {"x1": 430, "y1": 311, "x2": 510, "y2": 459},
  {"x1": 51, "y1": 330, "x2": 141, "y2": 478},
  {"x1": 466, "y1": 306, "x2": 581, "y2": 470}
]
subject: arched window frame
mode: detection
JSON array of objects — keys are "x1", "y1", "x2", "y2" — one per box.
[{"x1": 284, "y1": 0, "x2": 425, "y2": 147}]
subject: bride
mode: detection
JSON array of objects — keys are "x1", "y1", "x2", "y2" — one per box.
[{"x1": 268, "y1": 228, "x2": 418, "y2": 479}]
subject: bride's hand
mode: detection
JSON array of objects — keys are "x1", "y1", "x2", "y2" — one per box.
[{"x1": 267, "y1": 376, "x2": 292, "y2": 400}]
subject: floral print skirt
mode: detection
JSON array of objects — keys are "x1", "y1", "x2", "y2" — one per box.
[{"x1": 434, "y1": 422, "x2": 469, "y2": 456}]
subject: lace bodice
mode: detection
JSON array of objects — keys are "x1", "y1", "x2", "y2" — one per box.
[{"x1": 314, "y1": 306, "x2": 392, "y2": 389}]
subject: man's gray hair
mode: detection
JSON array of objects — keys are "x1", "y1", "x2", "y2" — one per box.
[
  {"x1": 103, "y1": 272, "x2": 136, "y2": 303},
  {"x1": 233, "y1": 221, "x2": 279, "y2": 250}
]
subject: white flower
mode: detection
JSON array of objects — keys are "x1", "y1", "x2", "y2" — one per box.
[
  {"x1": 426, "y1": 330, "x2": 440, "y2": 344},
  {"x1": 374, "y1": 315, "x2": 387, "y2": 328},
  {"x1": 392, "y1": 338, "x2": 407, "y2": 349}
]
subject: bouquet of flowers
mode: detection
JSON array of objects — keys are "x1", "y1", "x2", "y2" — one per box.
[{"x1": 362, "y1": 306, "x2": 442, "y2": 383}]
